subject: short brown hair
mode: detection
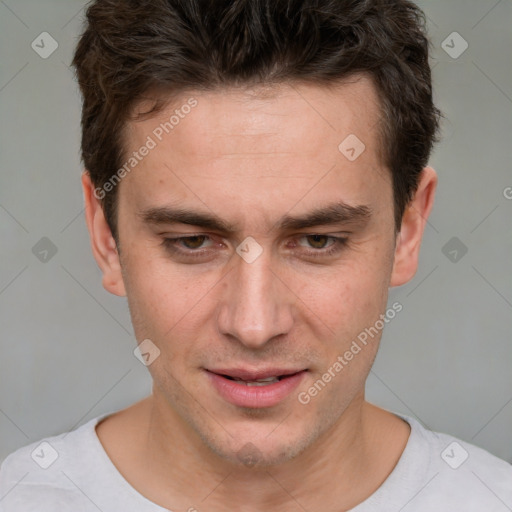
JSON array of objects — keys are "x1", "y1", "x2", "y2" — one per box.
[{"x1": 72, "y1": 0, "x2": 441, "y2": 239}]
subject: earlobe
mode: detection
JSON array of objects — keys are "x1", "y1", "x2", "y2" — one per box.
[
  {"x1": 81, "y1": 172, "x2": 126, "y2": 297},
  {"x1": 390, "y1": 166, "x2": 437, "y2": 287}
]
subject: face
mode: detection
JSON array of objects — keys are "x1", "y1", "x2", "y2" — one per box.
[{"x1": 84, "y1": 75, "x2": 435, "y2": 467}]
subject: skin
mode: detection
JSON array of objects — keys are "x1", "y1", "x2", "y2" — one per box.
[{"x1": 82, "y1": 74, "x2": 437, "y2": 511}]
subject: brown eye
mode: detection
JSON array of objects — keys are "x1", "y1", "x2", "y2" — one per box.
[
  {"x1": 179, "y1": 235, "x2": 208, "y2": 249},
  {"x1": 295, "y1": 235, "x2": 348, "y2": 259},
  {"x1": 161, "y1": 235, "x2": 215, "y2": 258},
  {"x1": 304, "y1": 234, "x2": 331, "y2": 249}
]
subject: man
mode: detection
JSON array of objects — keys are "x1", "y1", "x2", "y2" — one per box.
[{"x1": 1, "y1": 0, "x2": 511, "y2": 510}]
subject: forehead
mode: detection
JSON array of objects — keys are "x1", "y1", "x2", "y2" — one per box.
[
  {"x1": 128, "y1": 75, "x2": 382, "y2": 162},
  {"x1": 118, "y1": 76, "x2": 390, "y2": 229}
]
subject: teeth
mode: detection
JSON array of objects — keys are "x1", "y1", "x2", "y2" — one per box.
[
  {"x1": 233, "y1": 376, "x2": 280, "y2": 386},
  {"x1": 246, "y1": 379, "x2": 279, "y2": 386}
]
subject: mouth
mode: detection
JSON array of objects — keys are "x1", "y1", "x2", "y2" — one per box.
[
  {"x1": 223, "y1": 374, "x2": 285, "y2": 386},
  {"x1": 205, "y1": 368, "x2": 307, "y2": 408}
]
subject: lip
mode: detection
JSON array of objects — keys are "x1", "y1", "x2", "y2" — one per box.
[
  {"x1": 208, "y1": 367, "x2": 303, "y2": 381},
  {"x1": 205, "y1": 368, "x2": 307, "y2": 408}
]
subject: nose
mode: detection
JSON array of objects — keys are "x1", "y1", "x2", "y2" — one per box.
[{"x1": 216, "y1": 247, "x2": 294, "y2": 349}]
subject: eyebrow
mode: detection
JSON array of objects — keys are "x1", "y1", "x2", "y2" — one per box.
[{"x1": 139, "y1": 201, "x2": 372, "y2": 233}]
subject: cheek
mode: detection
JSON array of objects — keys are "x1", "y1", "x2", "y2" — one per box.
[
  {"x1": 122, "y1": 226, "x2": 394, "y2": 352},
  {"x1": 299, "y1": 263, "x2": 390, "y2": 401},
  {"x1": 121, "y1": 250, "x2": 177, "y2": 337},
  {"x1": 121, "y1": 246, "x2": 223, "y2": 363},
  {"x1": 299, "y1": 252, "x2": 392, "y2": 342}
]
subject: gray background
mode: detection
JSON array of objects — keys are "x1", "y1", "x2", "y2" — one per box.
[{"x1": 0, "y1": 0, "x2": 511, "y2": 466}]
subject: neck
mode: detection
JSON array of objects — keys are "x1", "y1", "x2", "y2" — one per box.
[{"x1": 138, "y1": 392, "x2": 409, "y2": 511}]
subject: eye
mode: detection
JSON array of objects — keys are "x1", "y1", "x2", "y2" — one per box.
[
  {"x1": 295, "y1": 234, "x2": 348, "y2": 258},
  {"x1": 299, "y1": 234, "x2": 334, "y2": 249},
  {"x1": 172, "y1": 235, "x2": 210, "y2": 250},
  {"x1": 161, "y1": 235, "x2": 214, "y2": 257},
  {"x1": 161, "y1": 233, "x2": 348, "y2": 262}
]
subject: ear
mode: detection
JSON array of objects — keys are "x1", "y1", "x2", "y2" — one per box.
[
  {"x1": 82, "y1": 172, "x2": 126, "y2": 297},
  {"x1": 390, "y1": 166, "x2": 437, "y2": 287}
]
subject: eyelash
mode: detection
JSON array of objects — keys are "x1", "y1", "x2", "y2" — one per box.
[{"x1": 161, "y1": 234, "x2": 348, "y2": 260}]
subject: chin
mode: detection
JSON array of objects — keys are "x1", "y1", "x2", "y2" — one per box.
[{"x1": 196, "y1": 420, "x2": 323, "y2": 469}]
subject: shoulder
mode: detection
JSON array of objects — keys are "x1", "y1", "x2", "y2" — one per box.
[
  {"x1": 404, "y1": 415, "x2": 512, "y2": 509},
  {"x1": 0, "y1": 415, "x2": 110, "y2": 512}
]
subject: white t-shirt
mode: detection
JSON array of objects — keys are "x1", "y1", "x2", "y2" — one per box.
[{"x1": 1, "y1": 411, "x2": 511, "y2": 511}]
